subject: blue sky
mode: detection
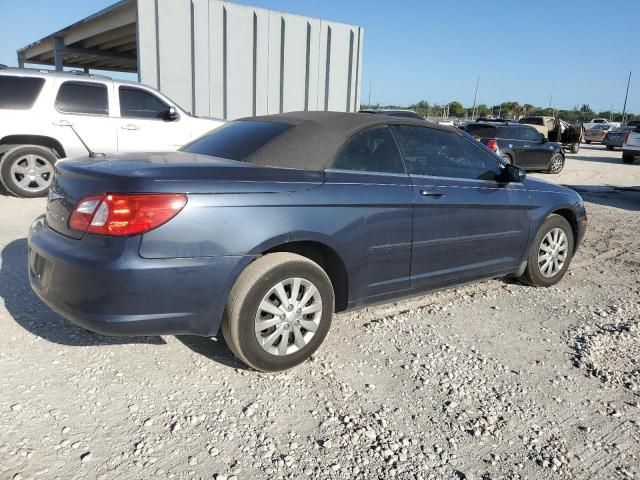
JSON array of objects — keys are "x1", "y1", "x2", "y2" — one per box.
[{"x1": 2, "y1": 0, "x2": 638, "y2": 113}]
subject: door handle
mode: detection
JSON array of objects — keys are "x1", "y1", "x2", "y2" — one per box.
[
  {"x1": 52, "y1": 120, "x2": 73, "y2": 126},
  {"x1": 121, "y1": 124, "x2": 140, "y2": 130},
  {"x1": 420, "y1": 190, "x2": 446, "y2": 198}
]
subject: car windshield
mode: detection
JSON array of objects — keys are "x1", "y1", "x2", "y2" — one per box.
[{"x1": 181, "y1": 120, "x2": 291, "y2": 161}]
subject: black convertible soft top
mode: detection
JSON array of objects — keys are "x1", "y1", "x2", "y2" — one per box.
[{"x1": 235, "y1": 111, "x2": 458, "y2": 171}]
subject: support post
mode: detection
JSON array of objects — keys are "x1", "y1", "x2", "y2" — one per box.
[{"x1": 53, "y1": 36, "x2": 65, "y2": 71}]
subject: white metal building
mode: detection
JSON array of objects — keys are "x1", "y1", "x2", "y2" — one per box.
[{"x1": 17, "y1": 0, "x2": 364, "y2": 120}]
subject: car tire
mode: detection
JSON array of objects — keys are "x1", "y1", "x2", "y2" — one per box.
[
  {"x1": 222, "y1": 252, "x2": 335, "y2": 372},
  {"x1": 570, "y1": 143, "x2": 580, "y2": 154},
  {"x1": 585, "y1": 140, "x2": 591, "y2": 144},
  {"x1": 606, "y1": 145, "x2": 614, "y2": 151},
  {"x1": 0, "y1": 145, "x2": 57, "y2": 198},
  {"x1": 500, "y1": 153, "x2": 512, "y2": 164},
  {"x1": 546, "y1": 153, "x2": 564, "y2": 174},
  {"x1": 519, "y1": 214, "x2": 575, "y2": 287},
  {"x1": 622, "y1": 153, "x2": 635, "y2": 164}
]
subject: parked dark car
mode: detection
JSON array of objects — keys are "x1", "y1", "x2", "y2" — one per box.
[
  {"x1": 359, "y1": 109, "x2": 424, "y2": 120},
  {"x1": 603, "y1": 126, "x2": 635, "y2": 150},
  {"x1": 28, "y1": 112, "x2": 587, "y2": 371},
  {"x1": 465, "y1": 121, "x2": 566, "y2": 173}
]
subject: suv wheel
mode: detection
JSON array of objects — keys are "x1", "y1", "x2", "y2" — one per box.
[
  {"x1": 622, "y1": 153, "x2": 635, "y2": 164},
  {"x1": 222, "y1": 253, "x2": 335, "y2": 372},
  {"x1": 500, "y1": 153, "x2": 512, "y2": 164},
  {"x1": 570, "y1": 143, "x2": 580, "y2": 154},
  {"x1": 547, "y1": 153, "x2": 564, "y2": 174},
  {"x1": 0, "y1": 145, "x2": 57, "y2": 198},
  {"x1": 519, "y1": 214, "x2": 574, "y2": 287}
]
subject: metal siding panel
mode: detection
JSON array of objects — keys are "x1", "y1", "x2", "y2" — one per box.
[
  {"x1": 281, "y1": 14, "x2": 307, "y2": 113},
  {"x1": 137, "y1": 0, "x2": 158, "y2": 88},
  {"x1": 325, "y1": 22, "x2": 350, "y2": 112},
  {"x1": 355, "y1": 28, "x2": 364, "y2": 111},
  {"x1": 316, "y1": 23, "x2": 328, "y2": 111},
  {"x1": 306, "y1": 18, "x2": 321, "y2": 111},
  {"x1": 266, "y1": 12, "x2": 281, "y2": 115},
  {"x1": 192, "y1": 0, "x2": 210, "y2": 117},
  {"x1": 254, "y1": 9, "x2": 270, "y2": 116},
  {"x1": 208, "y1": 0, "x2": 224, "y2": 118},
  {"x1": 156, "y1": 0, "x2": 193, "y2": 112},
  {"x1": 225, "y1": 3, "x2": 254, "y2": 119}
]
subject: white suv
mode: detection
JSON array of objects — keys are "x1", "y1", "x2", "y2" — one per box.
[
  {"x1": 622, "y1": 125, "x2": 640, "y2": 164},
  {"x1": 0, "y1": 67, "x2": 224, "y2": 197}
]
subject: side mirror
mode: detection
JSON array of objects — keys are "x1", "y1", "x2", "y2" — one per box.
[
  {"x1": 165, "y1": 106, "x2": 179, "y2": 121},
  {"x1": 505, "y1": 163, "x2": 526, "y2": 183},
  {"x1": 539, "y1": 133, "x2": 547, "y2": 143}
]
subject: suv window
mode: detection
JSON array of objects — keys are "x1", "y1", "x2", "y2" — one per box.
[
  {"x1": 520, "y1": 126, "x2": 542, "y2": 141},
  {"x1": 391, "y1": 125, "x2": 501, "y2": 181},
  {"x1": 520, "y1": 117, "x2": 543, "y2": 126},
  {"x1": 119, "y1": 87, "x2": 168, "y2": 119},
  {"x1": 181, "y1": 120, "x2": 290, "y2": 161},
  {"x1": 55, "y1": 81, "x2": 108, "y2": 115},
  {"x1": 465, "y1": 124, "x2": 497, "y2": 138},
  {"x1": 0, "y1": 75, "x2": 45, "y2": 110},
  {"x1": 332, "y1": 126, "x2": 405, "y2": 174}
]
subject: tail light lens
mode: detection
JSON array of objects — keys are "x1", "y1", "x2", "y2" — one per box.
[
  {"x1": 69, "y1": 194, "x2": 187, "y2": 236},
  {"x1": 487, "y1": 139, "x2": 498, "y2": 152}
]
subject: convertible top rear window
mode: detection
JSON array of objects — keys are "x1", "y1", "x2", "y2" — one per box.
[{"x1": 182, "y1": 120, "x2": 291, "y2": 161}]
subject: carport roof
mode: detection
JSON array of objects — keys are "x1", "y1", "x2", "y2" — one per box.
[{"x1": 17, "y1": 0, "x2": 138, "y2": 73}]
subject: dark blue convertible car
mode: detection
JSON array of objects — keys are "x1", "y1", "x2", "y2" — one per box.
[{"x1": 28, "y1": 112, "x2": 587, "y2": 371}]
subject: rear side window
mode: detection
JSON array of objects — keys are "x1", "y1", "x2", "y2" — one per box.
[
  {"x1": 55, "y1": 81, "x2": 108, "y2": 115},
  {"x1": 0, "y1": 76, "x2": 45, "y2": 110},
  {"x1": 119, "y1": 87, "x2": 168, "y2": 119},
  {"x1": 465, "y1": 124, "x2": 497, "y2": 138},
  {"x1": 332, "y1": 126, "x2": 405, "y2": 174},
  {"x1": 181, "y1": 120, "x2": 290, "y2": 161}
]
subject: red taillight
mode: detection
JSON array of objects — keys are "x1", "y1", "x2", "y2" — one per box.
[
  {"x1": 69, "y1": 194, "x2": 187, "y2": 236},
  {"x1": 487, "y1": 139, "x2": 498, "y2": 152}
]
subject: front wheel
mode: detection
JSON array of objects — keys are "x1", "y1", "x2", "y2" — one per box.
[
  {"x1": 585, "y1": 140, "x2": 591, "y2": 144},
  {"x1": 519, "y1": 214, "x2": 574, "y2": 287},
  {"x1": 547, "y1": 153, "x2": 564, "y2": 174},
  {"x1": 0, "y1": 145, "x2": 57, "y2": 197},
  {"x1": 222, "y1": 253, "x2": 335, "y2": 372}
]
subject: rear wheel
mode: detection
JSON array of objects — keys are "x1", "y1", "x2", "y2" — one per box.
[
  {"x1": 622, "y1": 153, "x2": 635, "y2": 164},
  {"x1": 222, "y1": 253, "x2": 335, "y2": 372},
  {"x1": 570, "y1": 143, "x2": 580, "y2": 154},
  {"x1": 547, "y1": 153, "x2": 564, "y2": 174},
  {"x1": 519, "y1": 214, "x2": 574, "y2": 287},
  {"x1": 585, "y1": 140, "x2": 591, "y2": 144},
  {"x1": 606, "y1": 145, "x2": 614, "y2": 151},
  {"x1": 0, "y1": 145, "x2": 57, "y2": 198}
]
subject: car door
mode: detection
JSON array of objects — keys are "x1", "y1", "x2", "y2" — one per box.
[
  {"x1": 390, "y1": 125, "x2": 531, "y2": 288},
  {"x1": 116, "y1": 86, "x2": 190, "y2": 152},
  {"x1": 52, "y1": 79, "x2": 118, "y2": 155},
  {"x1": 520, "y1": 126, "x2": 556, "y2": 168},
  {"x1": 324, "y1": 125, "x2": 413, "y2": 301},
  {"x1": 506, "y1": 126, "x2": 539, "y2": 169}
]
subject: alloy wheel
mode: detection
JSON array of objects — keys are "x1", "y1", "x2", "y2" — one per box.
[
  {"x1": 549, "y1": 155, "x2": 563, "y2": 173},
  {"x1": 538, "y1": 227, "x2": 568, "y2": 278},
  {"x1": 9, "y1": 154, "x2": 54, "y2": 193},
  {"x1": 254, "y1": 277, "x2": 323, "y2": 356}
]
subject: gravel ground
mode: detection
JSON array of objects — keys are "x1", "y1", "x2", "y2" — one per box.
[{"x1": 1, "y1": 145, "x2": 639, "y2": 480}]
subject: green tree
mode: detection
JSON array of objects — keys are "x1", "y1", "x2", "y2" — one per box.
[{"x1": 448, "y1": 101, "x2": 466, "y2": 118}]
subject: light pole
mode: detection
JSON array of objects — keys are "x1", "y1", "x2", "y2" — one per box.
[
  {"x1": 621, "y1": 71, "x2": 632, "y2": 125},
  {"x1": 471, "y1": 76, "x2": 479, "y2": 120}
]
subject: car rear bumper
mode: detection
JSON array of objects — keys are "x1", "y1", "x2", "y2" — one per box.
[{"x1": 28, "y1": 216, "x2": 254, "y2": 337}]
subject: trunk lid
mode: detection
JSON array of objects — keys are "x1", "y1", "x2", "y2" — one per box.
[{"x1": 46, "y1": 152, "x2": 324, "y2": 239}]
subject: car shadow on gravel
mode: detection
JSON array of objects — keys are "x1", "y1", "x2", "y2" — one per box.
[
  {"x1": 175, "y1": 336, "x2": 249, "y2": 370},
  {"x1": 0, "y1": 238, "x2": 165, "y2": 347},
  {"x1": 565, "y1": 185, "x2": 640, "y2": 211}
]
